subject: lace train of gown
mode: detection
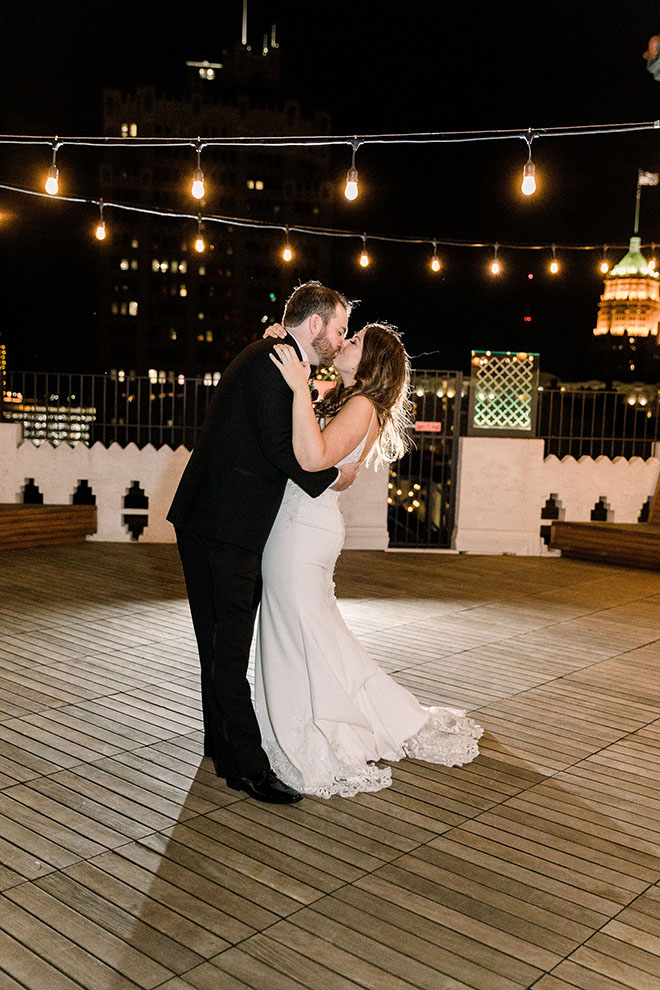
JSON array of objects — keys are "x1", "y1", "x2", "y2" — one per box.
[{"x1": 255, "y1": 450, "x2": 483, "y2": 799}]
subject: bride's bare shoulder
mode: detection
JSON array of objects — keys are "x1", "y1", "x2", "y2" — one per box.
[{"x1": 339, "y1": 394, "x2": 373, "y2": 416}]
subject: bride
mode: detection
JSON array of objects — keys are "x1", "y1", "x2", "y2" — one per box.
[{"x1": 255, "y1": 322, "x2": 483, "y2": 799}]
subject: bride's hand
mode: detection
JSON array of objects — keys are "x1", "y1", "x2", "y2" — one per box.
[
  {"x1": 269, "y1": 343, "x2": 311, "y2": 394},
  {"x1": 263, "y1": 322, "x2": 287, "y2": 339}
]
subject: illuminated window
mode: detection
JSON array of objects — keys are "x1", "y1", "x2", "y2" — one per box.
[
  {"x1": 179, "y1": 285, "x2": 187, "y2": 297},
  {"x1": 130, "y1": 259, "x2": 138, "y2": 270},
  {"x1": 197, "y1": 333, "x2": 204, "y2": 341},
  {"x1": 169, "y1": 329, "x2": 177, "y2": 340},
  {"x1": 131, "y1": 239, "x2": 139, "y2": 249},
  {"x1": 120, "y1": 259, "x2": 129, "y2": 270},
  {"x1": 246, "y1": 180, "x2": 255, "y2": 189},
  {"x1": 160, "y1": 261, "x2": 168, "y2": 272},
  {"x1": 206, "y1": 330, "x2": 214, "y2": 342},
  {"x1": 152, "y1": 259, "x2": 160, "y2": 272},
  {"x1": 255, "y1": 180, "x2": 264, "y2": 190},
  {"x1": 111, "y1": 303, "x2": 119, "y2": 314},
  {"x1": 178, "y1": 261, "x2": 187, "y2": 273},
  {"x1": 128, "y1": 301, "x2": 138, "y2": 316},
  {"x1": 129, "y1": 123, "x2": 138, "y2": 137},
  {"x1": 198, "y1": 266, "x2": 206, "y2": 276},
  {"x1": 198, "y1": 312, "x2": 205, "y2": 320},
  {"x1": 121, "y1": 123, "x2": 129, "y2": 137},
  {"x1": 120, "y1": 302, "x2": 127, "y2": 315}
]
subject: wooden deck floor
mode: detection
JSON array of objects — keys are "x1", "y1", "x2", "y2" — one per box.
[{"x1": 2, "y1": 545, "x2": 660, "y2": 989}]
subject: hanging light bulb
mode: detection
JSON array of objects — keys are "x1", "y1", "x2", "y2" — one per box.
[
  {"x1": 282, "y1": 226, "x2": 293, "y2": 262},
  {"x1": 600, "y1": 246, "x2": 609, "y2": 275},
  {"x1": 191, "y1": 141, "x2": 205, "y2": 200},
  {"x1": 345, "y1": 167, "x2": 358, "y2": 201},
  {"x1": 521, "y1": 133, "x2": 536, "y2": 196},
  {"x1": 549, "y1": 244, "x2": 559, "y2": 274},
  {"x1": 344, "y1": 140, "x2": 360, "y2": 200},
  {"x1": 521, "y1": 160, "x2": 536, "y2": 196},
  {"x1": 45, "y1": 141, "x2": 60, "y2": 195},
  {"x1": 95, "y1": 199, "x2": 106, "y2": 240},
  {"x1": 194, "y1": 214, "x2": 205, "y2": 253},
  {"x1": 490, "y1": 244, "x2": 500, "y2": 275},
  {"x1": 430, "y1": 240, "x2": 441, "y2": 272},
  {"x1": 359, "y1": 234, "x2": 369, "y2": 267}
]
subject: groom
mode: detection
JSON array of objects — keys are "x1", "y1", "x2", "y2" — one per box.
[{"x1": 167, "y1": 281, "x2": 357, "y2": 804}]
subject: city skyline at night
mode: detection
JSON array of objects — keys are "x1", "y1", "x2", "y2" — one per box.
[{"x1": 3, "y1": 1, "x2": 660, "y2": 381}]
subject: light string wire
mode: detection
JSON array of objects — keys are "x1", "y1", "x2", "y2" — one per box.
[
  {"x1": 0, "y1": 180, "x2": 642, "y2": 253},
  {"x1": 0, "y1": 118, "x2": 660, "y2": 148}
]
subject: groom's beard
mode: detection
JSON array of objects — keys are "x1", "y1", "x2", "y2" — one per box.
[{"x1": 312, "y1": 325, "x2": 340, "y2": 367}]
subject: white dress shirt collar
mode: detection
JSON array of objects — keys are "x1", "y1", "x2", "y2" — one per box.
[{"x1": 286, "y1": 331, "x2": 310, "y2": 365}]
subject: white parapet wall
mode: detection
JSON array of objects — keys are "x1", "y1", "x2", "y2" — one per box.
[
  {"x1": 0, "y1": 423, "x2": 389, "y2": 549},
  {"x1": 453, "y1": 435, "x2": 660, "y2": 555},
  {"x1": 4, "y1": 421, "x2": 657, "y2": 555}
]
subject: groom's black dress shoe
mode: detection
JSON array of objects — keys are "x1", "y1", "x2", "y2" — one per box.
[{"x1": 226, "y1": 770, "x2": 303, "y2": 804}]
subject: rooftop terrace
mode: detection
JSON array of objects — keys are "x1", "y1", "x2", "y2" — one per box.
[{"x1": 2, "y1": 545, "x2": 660, "y2": 989}]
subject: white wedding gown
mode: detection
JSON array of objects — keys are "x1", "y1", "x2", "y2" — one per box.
[{"x1": 255, "y1": 425, "x2": 483, "y2": 799}]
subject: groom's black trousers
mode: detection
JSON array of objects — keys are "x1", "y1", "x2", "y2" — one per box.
[{"x1": 175, "y1": 528, "x2": 270, "y2": 779}]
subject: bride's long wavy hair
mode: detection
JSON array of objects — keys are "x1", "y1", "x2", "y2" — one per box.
[{"x1": 314, "y1": 322, "x2": 414, "y2": 465}]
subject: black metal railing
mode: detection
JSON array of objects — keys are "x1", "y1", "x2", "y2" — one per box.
[
  {"x1": 2, "y1": 371, "x2": 218, "y2": 448},
  {"x1": 536, "y1": 388, "x2": 660, "y2": 459},
  {"x1": 387, "y1": 370, "x2": 464, "y2": 548}
]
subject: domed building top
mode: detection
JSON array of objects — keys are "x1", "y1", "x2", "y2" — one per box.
[{"x1": 608, "y1": 236, "x2": 658, "y2": 278}]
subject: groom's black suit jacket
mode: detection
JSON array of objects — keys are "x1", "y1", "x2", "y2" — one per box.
[{"x1": 167, "y1": 334, "x2": 338, "y2": 553}]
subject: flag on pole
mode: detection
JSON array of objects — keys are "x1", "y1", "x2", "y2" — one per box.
[{"x1": 638, "y1": 170, "x2": 659, "y2": 185}]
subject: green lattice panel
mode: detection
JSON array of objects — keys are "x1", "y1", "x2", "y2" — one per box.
[{"x1": 471, "y1": 352, "x2": 538, "y2": 432}]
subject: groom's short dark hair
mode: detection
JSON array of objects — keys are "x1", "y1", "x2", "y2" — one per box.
[{"x1": 283, "y1": 280, "x2": 353, "y2": 328}]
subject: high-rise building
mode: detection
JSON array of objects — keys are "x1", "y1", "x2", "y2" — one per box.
[
  {"x1": 592, "y1": 236, "x2": 660, "y2": 380},
  {"x1": 98, "y1": 40, "x2": 334, "y2": 378}
]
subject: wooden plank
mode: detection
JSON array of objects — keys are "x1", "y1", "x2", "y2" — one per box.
[
  {"x1": 5, "y1": 545, "x2": 660, "y2": 988},
  {"x1": 0, "y1": 927, "x2": 84, "y2": 989}
]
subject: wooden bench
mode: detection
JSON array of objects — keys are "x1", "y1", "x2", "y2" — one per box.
[
  {"x1": 549, "y1": 520, "x2": 660, "y2": 569},
  {"x1": 550, "y1": 468, "x2": 660, "y2": 569},
  {"x1": 0, "y1": 504, "x2": 97, "y2": 548}
]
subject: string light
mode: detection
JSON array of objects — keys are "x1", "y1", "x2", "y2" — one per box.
[
  {"x1": 0, "y1": 179, "x2": 651, "y2": 278},
  {"x1": 549, "y1": 244, "x2": 559, "y2": 274},
  {"x1": 344, "y1": 140, "x2": 360, "y2": 201},
  {"x1": 430, "y1": 240, "x2": 441, "y2": 272},
  {"x1": 191, "y1": 141, "x2": 205, "y2": 200},
  {"x1": 282, "y1": 226, "x2": 293, "y2": 262},
  {"x1": 600, "y1": 246, "x2": 610, "y2": 274},
  {"x1": 490, "y1": 244, "x2": 501, "y2": 275},
  {"x1": 194, "y1": 214, "x2": 205, "y2": 252},
  {"x1": 4, "y1": 118, "x2": 660, "y2": 151},
  {"x1": 45, "y1": 141, "x2": 60, "y2": 195},
  {"x1": 359, "y1": 234, "x2": 369, "y2": 267},
  {"x1": 95, "y1": 199, "x2": 106, "y2": 240},
  {"x1": 521, "y1": 133, "x2": 536, "y2": 196}
]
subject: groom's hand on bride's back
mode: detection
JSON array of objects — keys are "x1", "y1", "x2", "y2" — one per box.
[{"x1": 331, "y1": 461, "x2": 360, "y2": 492}]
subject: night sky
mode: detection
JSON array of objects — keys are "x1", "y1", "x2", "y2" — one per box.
[{"x1": 2, "y1": 0, "x2": 660, "y2": 379}]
